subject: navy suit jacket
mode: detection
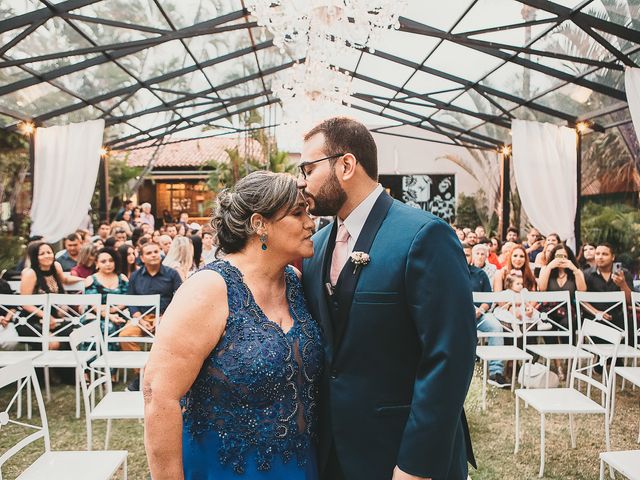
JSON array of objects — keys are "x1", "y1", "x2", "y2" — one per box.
[{"x1": 302, "y1": 192, "x2": 476, "y2": 480}]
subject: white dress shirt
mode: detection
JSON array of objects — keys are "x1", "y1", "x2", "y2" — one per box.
[{"x1": 338, "y1": 184, "x2": 384, "y2": 256}]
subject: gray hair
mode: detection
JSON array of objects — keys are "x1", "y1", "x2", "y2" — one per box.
[{"x1": 212, "y1": 171, "x2": 299, "y2": 255}]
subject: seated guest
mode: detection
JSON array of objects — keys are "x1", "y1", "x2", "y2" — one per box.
[
  {"x1": 177, "y1": 211, "x2": 189, "y2": 233},
  {"x1": 120, "y1": 242, "x2": 182, "y2": 390},
  {"x1": 584, "y1": 243, "x2": 633, "y2": 333},
  {"x1": 162, "y1": 236, "x2": 194, "y2": 281},
  {"x1": 117, "y1": 243, "x2": 138, "y2": 278},
  {"x1": 475, "y1": 225, "x2": 487, "y2": 242},
  {"x1": 201, "y1": 229, "x2": 217, "y2": 264},
  {"x1": 524, "y1": 227, "x2": 544, "y2": 263},
  {"x1": 112, "y1": 228, "x2": 128, "y2": 248},
  {"x1": 472, "y1": 243, "x2": 497, "y2": 282},
  {"x1": 455, "y1": 228, "x2": 466, "y2": 242},
  {"x1": 505, "y1": 227, "x2": 519, "y2": 243},
  {"x1": 19, "y1": 241, "x2": 83, "y2": 350},
  {"x1": 488, "y1": 237, "x2": 502, "y2": 268},
  {"x1": 165, "y1": 224, "x2": 178, "y2": 239},
  {"x1": 577, "y1": 242, "x2": 596, "y2": 271},
  {"x1": 538, "y1": 244, "x2": 586, "y2": 380},
  {"x1": 466, "y1": 230, "x2": 478, "y2": 246},
  {"x1": 130, "y1": 227, "x2": 144, "y2": 249},
  {"x1": 462, "y1": 243, "x2": 507, "y2": 387},
  {"x1": 85, "y1": 248, "x2": 129, "y2": 349},
  {"x1": 104, "y1": 236, "x2": 117, "y2": 249},
  {"x1": 132, "y1": 206, "x2": 142, "y2": 227},
  {"x1": 92, "y1": 238, "x2": 104, "y2": 250},
  {"x1": 158, "y1": 235, "x2": 172, "y2": 256},
  {"x1": 57, "y1": 233, "x2": 81, "y2": 272},
  {"x1": 533, "y1": 233, "x2": 560, "y2": 272},
  {"x1": 190, "y1": 234, "x2": 202, "y2": 273},
  {"x1": 115, "y1": 199, "x2": 133, "y2": 221},
  {"x1": 494, "y1": 244, "x2": 537, "y2": 292},
  {"x1": 498, "y1": 241, "x2": 516, "y2": 266},
  {"x1": 139, "y1": 202, "x2": 155, "y2": 229},
  {"x1": 70, "y1": 243, "x2": 96, "y2": 278},
  {"x1": 93, "y1": 222, "x2": 111, "y2": 243}
]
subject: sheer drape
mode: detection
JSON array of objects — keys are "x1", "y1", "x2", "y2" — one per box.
[
  {"x1": 625, "y1": 67, "x2": 640, "y2": 142},
  {"x1": 30, "y1": 119, "x2": 104, "y2": 242},
  {"x1": 512, "y1": 119, "x2": 577, "y2": 250}
]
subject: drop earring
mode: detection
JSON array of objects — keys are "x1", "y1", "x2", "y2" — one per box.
[{"x1": 260, "y1": 233, "x2": 268, "y2": 251}]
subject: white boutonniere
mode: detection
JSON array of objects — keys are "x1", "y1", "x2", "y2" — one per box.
[{"x1": 350, "y1": 251, "x2": 370, "y2": 275}]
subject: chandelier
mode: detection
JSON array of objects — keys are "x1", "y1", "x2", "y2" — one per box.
[
  {"x1": 271, "y1": 58, "x2": 353, "y2": 123},
  {"x1": 245, "y1": 0, "x2": 406, "y2": 54}
]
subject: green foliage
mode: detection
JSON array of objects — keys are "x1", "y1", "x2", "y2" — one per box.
[
  {"x1": 207, "y1": 147, "x2": 263, "y2": 193},
  {"x1": 0, "y1": 235, "x2": 25, "y2": 271},
  {"x1": 456, "y1": 193, "x2": 483, "y2": 228},
  {"x1": 268, "y1": 149, "x2": 297, "y2": 174},
  {"x1": 108, "y1": 155, "x2": 143, "y2": 200},
  {"x1": 581, "y1": 201, "x2": 640, "y2": 265}
]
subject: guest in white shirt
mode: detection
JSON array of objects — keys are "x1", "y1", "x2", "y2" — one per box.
[
  {"x1": 140, "y1": 202, "x2": 155, "y2": 229},
  {"x1": 201, "y1": 230, "x2": 217, "y2": 264}
]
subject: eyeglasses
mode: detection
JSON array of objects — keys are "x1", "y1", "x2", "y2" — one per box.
[{"x1": 298, "y1": 153, "x2": 344, "y2": 179}]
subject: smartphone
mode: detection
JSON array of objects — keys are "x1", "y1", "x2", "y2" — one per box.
[{"x1": 613, "y1": 262, "x2": 622, "y2": 274}]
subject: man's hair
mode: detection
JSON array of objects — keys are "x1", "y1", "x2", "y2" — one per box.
[
  {"x1": 461, "y1": 242, "x2": 472, "y2": 250},
  {"x1": 472, "y1": 243, "x2": 489, "y2": 254},
  {"x1": 304, "y1": 116, "x2": 378, "y2": 180},
  {"x1": 99, "y1": 222, "x2": 110, "y2": 228},
  {"x1": 64, "y1": 233, "x2": 80, "y2": 243},
  {"x1": 597, "y1": 242, "x2": 615, "y2": 254},
  {"x1": 507, "y1": 227, "x2": 519, "y2": 235},
  {"x1": 140, "y1": 241, "x2": 161, "y2": 254}
]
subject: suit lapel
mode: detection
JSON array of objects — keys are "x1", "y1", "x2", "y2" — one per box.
[
  {"x1": 315, "y1": 222, "x2": 337, "y2": 351},
  {"x1": 333, "y1": 192, "x2": 394, "y2": 352}
]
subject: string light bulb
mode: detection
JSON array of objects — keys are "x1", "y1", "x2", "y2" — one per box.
[
  {"x1": 575, "y1": 121, "x2": 589, "y2": 134},
  {"x1": 99, "y1": 147, "x2": 109, "y2": 157},
  {"x1": 501, "y1": 144, "x2": 512, "y2": 156},
  {"x1": 19, "y1": 121, "x2": 35, "y2": 135}
]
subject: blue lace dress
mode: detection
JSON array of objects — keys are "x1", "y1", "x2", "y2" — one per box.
[{"x1": 181, "y1": 260, "x2": 323, "y2": 479}]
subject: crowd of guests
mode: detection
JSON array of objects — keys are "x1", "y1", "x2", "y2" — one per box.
[
  {"x1": 1, "y1": 203, "x2": 215, "y2": 391},
  {"x1": 454, "y1": 224, "x2": 638, "y2": 388}
]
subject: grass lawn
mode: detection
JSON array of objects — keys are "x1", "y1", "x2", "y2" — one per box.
[{"x1": 1, "y1": 364, "x2": 639, "y2": 479}]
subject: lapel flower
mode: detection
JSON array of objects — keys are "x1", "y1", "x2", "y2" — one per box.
[{"x1": 350, "y1": 251, "x2": 371, "y2": 275}]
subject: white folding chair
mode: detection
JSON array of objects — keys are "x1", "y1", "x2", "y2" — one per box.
[
  {"x1": 31, "y1": 293, "x2": 102, "y2": 418},
  {"x1": 0, "y1": 294, "x2": 50, "y2": 419},
  {"x1": 600, "y1": 450, "x2": 640, "y2": 480},
  {"x1": 576, "y1": 291, "x2": 640, "y2": 362},
  {"x1": 515, "y1": 320, "x2": 623, "y2": 478},
  {"x1": 91, "y1": 294, "x2": 160, "y2": 382},
  {"x1": 521, "y1": 290, "x2": 592, "y2": 388},
  {"x1": 63, "y1": 281, "x2": 86, "y2": 294},
  {"x1": 611, "y1": 291, "x2": 640, "y2": 435},
  {"x1": 474, "y1": 290, "x2": 533, "y2": 410},
  {"x1": 70, "y1": 322, "x2": 144, "y2": 450},
  {"x1": 0, "y1": 360, "x2": 128, "y2": 479}
]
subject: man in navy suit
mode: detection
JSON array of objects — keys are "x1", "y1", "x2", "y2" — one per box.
[{"x1": 299, "y1": 117, "x2": 476, "y2": 480}]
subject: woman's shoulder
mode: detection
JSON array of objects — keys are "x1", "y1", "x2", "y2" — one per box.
[{"x1": 21, "y1": 267, "x2": 36, "y2": 280}]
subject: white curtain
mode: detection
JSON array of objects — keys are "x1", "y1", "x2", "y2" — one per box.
[
  {"x1": 512, "y1": 119, "x2": 577, "y2": 250},
  {"x1": 625, "y1": 67, "x2": 640, "y2": 142},
  {"x1": 30, "y1": 119, "x2": 104, "y2": 242}
]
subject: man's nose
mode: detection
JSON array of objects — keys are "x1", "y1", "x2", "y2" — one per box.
[{"x1": 297, "y1": 176, "x2": 307, "y2": 189}]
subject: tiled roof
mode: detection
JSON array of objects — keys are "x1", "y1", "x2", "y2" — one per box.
[{"x1": 115, "y1": 136, "x2": 264, "y2": 169}]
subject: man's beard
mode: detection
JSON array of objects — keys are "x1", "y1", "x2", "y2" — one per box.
[{"x1": 306, "y1": 169, "x2": 347, "y2": 216}]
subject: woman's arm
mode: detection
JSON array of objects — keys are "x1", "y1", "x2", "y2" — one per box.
[
  {"x1": 57, "y1": 263, "x2": 83, "y2": 284},
  {"x1": 19, "y1": 269, "x2": 44, "y2": 318},
  {"x1": 144, "y1": 270, "x2": 228, "y2": 480},
  {"x1": 573, "y1": 267, "x2": 587, "y2": 291},
  {"x1": 493, "y1": 268, "x2": 504, "y2": 292}
]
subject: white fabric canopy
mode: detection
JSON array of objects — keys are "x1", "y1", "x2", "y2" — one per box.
[
  {"x1": 30, "y1": 119, "x2": 104, "y2": 242},
  {"x1": 512, "y1": 119, "x2": 577, "y2": 250},
  {"x1": 625, "y1": 67, "x2": 640, "y2": 142}
]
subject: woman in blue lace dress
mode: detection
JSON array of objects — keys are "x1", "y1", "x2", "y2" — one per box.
[{"x1": 144, "y1": 171, "x2": 322, "y2": 480}]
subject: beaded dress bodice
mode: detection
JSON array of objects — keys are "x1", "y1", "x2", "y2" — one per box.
[{"x1": 181, "y1": 260, "x2": 323, "y2": 475}]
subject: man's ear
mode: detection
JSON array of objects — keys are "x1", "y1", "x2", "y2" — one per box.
[{"x1": 340, "y1": 153, "x2": 357, "y2": 181}]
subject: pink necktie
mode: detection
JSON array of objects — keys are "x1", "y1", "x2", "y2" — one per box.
[{"x1": 330, "y1": 223, "x2": 350, "y2": 285}]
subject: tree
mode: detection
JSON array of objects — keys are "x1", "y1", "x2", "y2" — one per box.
[{"x1": 207, "y1": 147, "x2": 262, "y2": 193}]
